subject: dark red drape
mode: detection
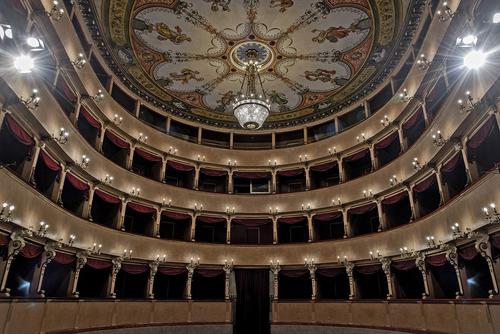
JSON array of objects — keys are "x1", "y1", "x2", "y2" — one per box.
[
  {"x1": 233, "y1": 171, "x2": 271, "y2": 179},
  {"x1": 5, "y1": 115, "x2": 34, "y2": 146},
  {"x1": 310, "y1": 161, "x2": 337, "y2": 172},
  {"x1": 459, "y1": 245, "x2": 478, "y2": 261},
  {"x1": 356, "y1": 265, "x2": 381, "y2": 275},
  {"x1": 426, "y1": 254, "x2": 448, "y2": 267},
  {"x1": 280, "y1": 269, "x2": 308, "y2": 278},
  {"x1": 40, "y1": 151, "x2": 61, "y2": 171},
  {"x1": 135, "y1": 148, "x2": 162, "y2": 162},
  {"x1": 349, "y1": 203, "x2": 376, "y2": 215},
  {"x1": 278, "y1": 216, "x2": 306, "y2": 225},
  {"x1": 105, "y1": 130, "x2": 130, "y2": 149},
  {"x1": 391, "y1": 260, "x2": 416, "y2": 271},
  {"x1": 162, "y1": 210, "x2": 191, "y2": 221},
  {"x1": 314, "y1": 212, "x2": 342, "y2": 222},
  {"x1": 277, "y1": 169, "x2": 304, "y2": 177},
  {"x1": 95, "y1": 189, "x2": 121, "y2": 204},
  {"x1": 167, "y1": 160, "x2": 195, "y2": 172},
  {"x1": 382, "y1": 192, "x2": 408, "y2": 205},
  {"x1": 66, "y1": 173, "x2": 90, "y2": 191},
  {"x1": 375, "y1": 132, "x2": 399, "y2": 149},
  {"x1": 441, "y1": 153, "x2": 462, "y2": 173},
  {"x1": 232, "y1": 218, "x2": 271, "y2": 227},
  {"x1": 413, "y1": 174, "x2": 437, "y2": 193},
  {"x1": 197, "y1": 216, "x2": 226, "y2": 224},
  {"x1": 492, "y1": 235, "x2": 500, "y2": 249},
  {"x1": 127, "y1": 202, "x2": 156, "y2": 214},
  {"x1": 56, "y1": 77, "x2": 76, "y2": 102},
  {"x1": 0, "y1": 234, "x2": 8, "y2": 246},
  {"x1": 201, "y1": 169, "x2": 228, "y2": 177},
  {"x1": 20, "y1": 243, "x2": 43, "y2": 259},
  {"x1": 86, "y1": 258, "x2": 112, "y2": 270},
  {"x1": 467, "y1": 117, "x2": 495, "y2": 149},
  {"x1": 316, "y1": 268, "x2": 344, "y2": 278},
  {"x1": 158, "y1": 267, "x2": 187, "y2": 276},
  {"x1": 54, "y1": 252, "x2": 76, "y2": 265},
  {"x1": 197, "y1": 269, "x2": 224, "y2": 278},
  {"x1": 122, "y1": 263, "x2": 149, "y2": 274},
  {"x1": 402, "y1": 109, "x2": 423, "y2": 130},
  {"x1": 344, "y1": 149, "x2": 369, "y2": 162},
  {"x1": 80, "y1": 108, "x2": 101, "y2": 129}
]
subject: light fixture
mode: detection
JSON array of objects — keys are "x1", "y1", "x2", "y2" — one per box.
[
  {"x1": 227, "y1": 159, "x2": 237, "y2": 167},
  {"x1": 0, "y1": 202, "x2": 15, "y2": 221},
  {"x1": 78, "y1": 155, "x2": 90, "y2": 169},
  {"x1": 337, "y1": 255, "x2": 348, "y2": 265},
  {"x1": 138, "y1": 133, "x2": 148, "y2": 143},
  {"x1": 463, "y1": 50, "x2": 486, "y2": 70},
  {"x1": 232, "y1": 57, "x2": 270, "y2": 129},
  {"x1": 432, "y1": 130, "x2": 447, "y2": 147},
  {"x1": 89, "y1": 242, "x2": 102, "y2": 254},
  {"x1": 450, "y1": 222, "x2": 471, "y2": 239},
  {"x1": 362, "y1": 189, "x2": 373, "y2": 198},
  {"x1": 67, "y1": 234, "x2": 76, "y2": 246},
  {"x1": 399, "y1": 88, "x2": 412, "y2": 102},
  {"x1": 412, "y1": 157, "x2": 422, "y2": 170},
  {"x1": 156, "y1": 254, "x2": 167, "y2": 263},
  {"x1": 26, "y1": 37, "x2": 45, "y2": 52},
  {"x1": 122, "y1": 249, "x2": 133, "y2": 259},
  {"x1": 168, "y1": 146, "x2": 178, "y2": 155},
  {"x1": 356, "y1": 133, "x2": 366, "y2": 143},
  {"x1": 194, "y1": 203, "x2": 203, "y2": 212},
  {"x1": 36, "y1": 221, "x2": 49, "y2": 237},
  {"x1": 493, "y1": 13, "x2": 500, "y2": 24},
  {"x1": 226, "y1": 206, "x2": 235, "y2": 215},
  {"x1": 483, "y1": 203, "x2": 499, "y2": 224},
  {"x1": 399, "y1": 247, "x2": 414, "y2": 259},
  {"x1": 299, "y1": 154, "x2": 308, "y2": 162},
  {"x1": 389, "y1": 175, "x2": 398, "y2": 186},
  {"x1": 102, "y1": 174, "x2": 114, "y2": 185},
  {"x1": 93, "y1": 89, "x2": 104, "y2": 102},
  {"x1": 162, "y1": 198, "x2": 172, "y2": 207},
  {"x1": 417, "y1": 54, "x2": 431, "y2": 71},
  {"x1": 53, "y1": 127, "x2": 69, "y2": 144},
  {"x1": 113, "y1": 114, "x2": 123, "y2": 125},
  {"x1": 0, "y1": 24, "x2": 13, "y2": 41},
  {"x1": 14, "y1": 54, "x2": 35, "y2": 73},
  {"x1": 328, "y1": 147, "x2": 337, "y2": 155},
  {"x1": 269, "y1": 206, "x2": 279, "y2": 215},
  {"x1": 301, "y1": 203, "x2": 312, "y2": 211},
  {"x1": 72, "y1": 53, "x2": 86, "y2": 69},
  {"x1": 22, "y1": 89, "x2": 40, "y2": 110},
  {"x1": 332, "y1": 197, "x2": 341, "y2": 206},
  {"x1": 268, "y1": 159, "x2": 277, "y2": 167},
  {"x1": 197, "y1": 155, "x2": 206, "y2": 162},
  {"x1": 436, "y1": 1, "x2": 455, "y2": 22},
  {"x1": 369, "y1": 250, "x2": 381, "y2": 261},
  {"x1": 380, "y1": 115, "x2": 390, "y2": 127},
  {"x1": 457, "y1": 90, "x2": 475, "y2": 112},
  {"x1": 131, "y1": 187, "x2": 140, "y2": 196},
  {"x1": 426, "y1": 236, "x2": 436, "y2": 248},
  {"x1": 456, "y1": 34, "x2": 478, "y2": 48},
  {"x1": 189, "y1": 257, "x2": 200, "y2": 267},
  {"x1": 47, "y1": 0, "x2": 64, "y2": 21}
]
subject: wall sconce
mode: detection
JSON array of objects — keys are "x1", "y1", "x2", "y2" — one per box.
[
  {"x1": 72, "y1": 53, "x2": 86, "y2": 69},
  {"x1": 432, "y1": 130, "x2": 447, "y2": 147},
  {"x1": 399, "y1": 247, "x2": 414, "y2": 259},
  {"x1": 389, "y1": 175, "x2": 399, "y2": 186},
  {"x1": 380, "y1": 115, "x2": 390, "y2": 127},
  {"x1": 268, "y1": 159, "x2": 277, "y2": 167},
  {"x1": 89, "y1": 242, "x2": 102, "y2": 254},
  {"x1": 332, "y1": 197, "x2": 341, "y2": 206},
  {"x1": 93, "y1": 89, "x2": 104, "y2": 102},
  {"x1": 483, "y1": 203, "x2": 499, "y2": 224},
  {"x1": 130, "y1": 187, "x2": 140, "y2": 196},
  {"x1": 417, "y1": 54, "x2": 431, "y2": 71},
  {"x1": 138, "y1": 133, "x2": 148, "y2": 143},
  {"x1": 337, "y1": 255, "x2": 348, "y2": 265},
  {"x1": 328, "y1": 147, "x2": 337, "y2": 155},
  {"x1": 53, "y1": 127, "x2": 69, "y2": 145},
  {"x1": 226, "y1": 206, "x2": 235, "y2": 215},
  {"x1": 299, "y1": 155, "x2": 308, "y2": 162},
  {"x1": 301, "y1": 203, "x2": 312, "y2": 211},
  {"x1": 162, "y1": 198, "x2": 172, "y2": 207},
  {"x1": 122, "y1": 249, "x2": 133, "y2": 260},
  {"x1": 194, "y1": 203, "x2": 203, "y2": 212},
  {"x1": 156, "y1": 254, "x2": 167, "y2": 263},
  {"x1": 270, "y1": 259, "x2": 280, "y2": 269},
  {"x1": 102, "y1": 174, "x2": 114, "y2": 185},
  {"x1": 35, "y1": 221, "x2": 49, "y2": 237},
  {"x1": 426, "y1": 235, "x2": 436, "y2": 248},
  {"x1": 436, "y1": 1, "x2": 455, "y2": 22},
  {"x1": 189, "y1": 257, "x2": 200, "y2": 267},
  {"x1": 412, "y1": 157, "x2": 422, "y2": 170},
  {"x1": 78, "y1": 155, "x2": 90, "y2": 169},
  {"x1": 225, "y1": 258, "x2": 235, "y2": 266},
  {"x1": 304, "y1": 258, "x2": 315, "y2": 268},
  {"x1": 362, "y1": 189, "x2": 373, "y2": 198},
  {"x1": 450, "y1": 222, "x2": 471, "y2": 239},
  {"x1": 0, "y1": 202, "x2": 15, "y2": 221},
  {"x1": 197, "y1": 155, "x2": 206, "y2": 162},
  {"x1": 22, "y1": 89, "x2": 40, "y2": 110},
  {"x1": 227, "y1": 159, "x2": 237, "y2": 167},
  {"x1": 399, "y1": 88, "x2": 412, "y2": 102},
  {"x1": 67, "y1": 234, "x2": 76, "y2": 246},
  {"x1": 113, "y1": 114, "x2": 123, "y2": 125},
  {"x1": 269, "y1": 206, "x2": 279, "y2": 215},
  {"x1": 47, "y1": 0, "x2": 64, "y2": 21},
  {"x1": 369, "y1": 250, "x2": 381, "y2": 261},
  {"x1": 356, "y1": 133, "x2": 366, "y2": 143},
  {"x1": 168, "y1": 146, "x2": 178, "y2": 155},
  {"x1": 457, "y1": 91, "x2": 475, "y2": 112}
]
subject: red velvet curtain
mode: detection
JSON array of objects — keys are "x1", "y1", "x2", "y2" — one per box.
[
  {"x1": 382, "y1": 192, "x2": 408, "y2": 205},
  {"x1": 278, "y1": 216, "x2": 306, "y2": 225},
  {"x1": 80, "y1": 108, "x2": 101, "y2": 129},
  {"x1": 356, "y1": 264, "x2": 381, "y2": 275},
  {"x1": 441, "y1": 153, "x2": 462, "y2": 173},
  {"x1": 391, "y1": 260, "x2": 416, "y2": 271},
  {"x1": 280, "y1": 269, "x2": 308, "y2": 278},
  {"x1": 374, "y1": 132, "x2": 399, "y2": 149},
  {"x1": 122, "y1": 263, "x2": 148, "y2": 274},
  {"x1": 127, "y1": 202, "x2": 156, "y2": 214},
  {"x1": 95, "y1": 189, "x2": 121, "y2": 204},
  {"x1": 162, "y1": 210, "x2": 191, "y2": 221},
  {"x1": 5, "y1": 115, "x2": 34, "y2": 146},
  {"x1": 492, "y1": 234, "x2": 500, "y2": 249},
  {"x1": 349, "y1": 203, "x2": 376, "y2": 215},
  {"x1": 467, "y1": 117, "x2": 495, "y2": 149},
  {"x1": 86, "y1": 258, "x2": 112, "y2": 270},
  {"x1": 426, "y1": 254, "x2": 447, "y2": 267},
  {"x1": 314, "y1": 211, "x2": 342, "y2": 222},
  {"x1": 197, "y1": 216, "x2": 226, "y2": 224},
  {"x1": 201, "y1": 169, "x2": 228, "y2": 177},
  {"x1": 20, "y1": 243, "x2": 43, "y2": 259},
  {"x1": 0, "y1": 234, "x2": 8, "y2": 246},
  {"x1": 56, "y1": 77, "x2": 76, "y2": 103},
  {"x1": 167, "y1": 160, "x2": 195, "y2": 172},
  {"x1": 135, "y1": 148, "x2": 162, "y2": 162},
  {"x1": 158, "y1": 267, "x2": 187, "y2": 276},
  {"x1": 310, "y1": 161, "x2": 337, "y2": 172},
  {"x1": 316, "y1": 268, "x2": 344, "y2": 278},
  {"x1": 402, "y1": 109, "x2": 423, "y2": 130},
  {"x1": 40, "y1": 151, "x2": 61, "y2": 171},
  {"x1": 344, "y1": 149, "x2": 369, "y2": 162},
  {"x1": 232, "y1": 218, "x2": 271, "y2": 227},
  {"x1": 105, "y1": 130, "x2": 130, "y2": 149},
  {"x1": 459, "y1": 245, "x2": 478, "y2": 261},
  {"x1": 233, "y1": 171, "x2": 271, "y2": 179},
  {"x1": 66, "y1": 173, "x2": 90, "y2": 191},
  {"x1": 277, "y1": 169, "x2": 304, "y2": 177},
  {"x1": 413, "y1": 174, "x2": 437, "y2": 193},
  {"x1": 197, "y1": 269, "x2": 224, "y2": 278},
  {"x1": 54, "y1": 252, "x2": 76, "y2": 265}
]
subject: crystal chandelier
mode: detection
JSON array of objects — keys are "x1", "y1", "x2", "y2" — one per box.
[{"x1": 232, "y1": 52, "x2": 270, "y2": 130}]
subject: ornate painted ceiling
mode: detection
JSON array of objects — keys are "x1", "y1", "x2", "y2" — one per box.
[{"x1": 86, "y1": 0, "x2": 423, "y2": 129}]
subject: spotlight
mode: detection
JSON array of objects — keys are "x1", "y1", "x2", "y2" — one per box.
[
  {"x1": 93, "y1": 89, "x2": 104, "y2": 102},
  {"x1": 26, "y1": 37, "x2": 45, "y2": 52},
  {"x1": 14, "y1": 54, "x2": 35, "y2": 73},
  {"x1": 493, "y1": 13, "x2": 500, "y2": 24},
  {"x1": 22, "y1": 89, "x2": 41, "y2": 110},
  {"x1": 113, "y1": 114, "x2": 123, "y2": 125},
  {"x1": 138, "y1": 133, "x2": 148, "y2": 143},
  {"x1": 417, "y1": 54, "x2": 431, "y2": 71},
  {"x1": 456, "y1": 34, "x2": 478, "y2": 48},
  {"x1": 78, "y1": 155, "x2": 90, "y2": 169},
  {"x1": 464, "y1": 50, "x2": 486, "y2": 70},
  {"x1": 436, "y1": 1, "x2": 455, "y2": 22},
  {"x1": 53, "y1": 127, "x2": 69, "y2": 144},
  {"x1": 0, "y1": 24, "x2": 13, "y2": 41},
  {"x1": 47, "y1": 0, "x2": 64, "y2": 21},
  {"x1": 72, "y1": 53, "x2": 86, "y2": 69}
]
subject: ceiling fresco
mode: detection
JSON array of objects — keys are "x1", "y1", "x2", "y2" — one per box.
[{"x1": 87, "y1": 0, "x2": 423, "y2": 129}]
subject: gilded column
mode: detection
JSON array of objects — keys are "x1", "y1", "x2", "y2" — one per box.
[
  {"x1": 223, "y1": 260, "x2": 234, "y2": 301},
  {"x1": 0, "y1": 231, "x2": 27, "y2": 296},
  {"x1": 442, "y1": 244, "x2": 464, "y2": 298},
  {"x1": 305, "y1": 260, "x2": 317, "y2": 301},
  {"x1": 345, "y1": 261, "x2": 355, "y2": 300},
  {"x1": 147, "y1": 261, "x2": 159, "y2": 299},
  {"x1": 270, "y1": 261, "x2": 280, "y2": 301},
  {"x1": 474, "y1": 234, "x2": 499, "y2": 298},
  {"x1": 186, "y1": 259, "x2": 199, "y2": 300},
  {"x1": 380, "y1": 257, "x2": 394, "y2": 300},
  {"x1": 272, "y1": 216, "x2": 278, "y2": 244},
  {"x1": 107, "y1": 257, "x2": 122, "y2": 298},
  {"x1": 69, "y1": 251, "x2": 88, "y2": 297},
  {"x1": 307, "y1": 214, "x2": 313, "y2": 242},
  {"x1": 35, "y1": 242, "x2": 58, "y2": 297},
  {"x1": 415, "y1": 252, "x2": 430, "y2": 299}
]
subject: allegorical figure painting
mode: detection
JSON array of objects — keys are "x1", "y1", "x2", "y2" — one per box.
[{"x1": 312, "y1": 18, "x2": 371, "y2": 44}]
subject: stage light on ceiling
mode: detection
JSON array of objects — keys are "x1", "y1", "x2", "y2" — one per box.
[
  {"x1": 456, "y1": 34, "x2": 477, "y2": 48},
  {"x1": 493, "y1": 13, "x2": 500, "y2": 24},
  {"x1": 463, "y1": 50, "x2": 486, "y2": 70},
  {"x1": 26, "y1": 37, "x2": 45, "y2": 51},
  {"x1": 14, "y1": 54, "x2": 35, "y2": 73},
  {"x1": 0, "y1": 24, "x2": 13, "y2": 40}
]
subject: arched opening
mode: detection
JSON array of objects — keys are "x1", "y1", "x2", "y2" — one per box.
[
  {"x1": 313, "y1": 212, "x2": 344, "y2": 241},
  {"x1": 278, "y1": 216, "x2": 308, "y2": 243},
  {"x1": 231, "y1": 218, "x2": 273, "y2": 245},
  {"x1": 317, "y1": 268, "x2": 349, "y2": 300},
  {"x1": 277, "y1": 169, "x2": 306, "y2": 193},
  {"x1": 348, "y1": 203, "x2": 379, "y2": 236},
  {"x1": 343, "y1": 149, "x2": 372, "y2": 181},
  {"x1": 195, "y1": 216, "x2": 227, "y2": 243},
  {"x1": 279, "y1": 269, "x2": 311, "y2": 300}
]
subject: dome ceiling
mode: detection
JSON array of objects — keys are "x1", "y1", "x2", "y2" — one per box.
[{"x1": 90, "y1": 0, "x2": 420, "y2": 129}]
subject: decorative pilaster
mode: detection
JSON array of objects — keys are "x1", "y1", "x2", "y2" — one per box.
[
  {"x1": 194, "y1": 165, "x2": 200, "y2": 190},
  {"x1": 27, "y1": 143, "x2": 42, "y2": 185},
  {"x1": 226, "y1": 217, "x2": 232, "y2": 244},
  {"x1": 270, "y1": 261, "x2": 280, "y2": 301},
  {"x1": 223, "y1": 260, "x2": 234, "y2": 301},
  {"x1": 147, "y1": 261, "x2": 159, "y2": 299},
  {"x1": 304, "y1": 167, "x2": 311, "y2": 191},
  {"x1": 108, "y1": 257, "x2": 122, "y2": 298},
  {"x1": 55, "y1": 167, "x2": 68, "y2": 205},
  {"x1": 307, "y1": 214, "x2": 313, "y2": 242},
  {"x1": 228, "y1": 170, "x2": 234, "y2": 194},
  {"x1": 126, "y1": 144, "x2": 136, "y2": 170},
  {"x1": 397, "y1": 125, "x2": 406, "y2": 152},
  {"x1": 82, "y1": 183, "x2": 96, "y2": 220},
  {"x1": 0, "y1": 231, "x2": 28, "y2": 296},
  {"x1": 160, "y1": 156, "x2": 167, "y2": 183},
  {"x1": 434, "y1": 169, "x2": 446, "y2": 205},
  {"x1": 190, "y1": 213, "x2": 197, "y2": 241},
  {"x1": 271, "y1": 170, "x2": 277, "y2": 194},
  {"x1": 97, "y1": 123, "x2": 107, "y2": 152},
  {"x1": 442, "y1": 244, "x2": 464, "y2": 298},
  {"x1": 342, "y1": 208, "x2": 350, "y2": 238},
  {"x1": 380, "y1": 257, "x2": 394, "y2": 300},
  {"x1": 474, "y1": 233, "x2": 499, "y2": 298},
  {"x1": 118, "y1": 197, "x2": 129, "y2": 231},
  {"x1": 458, "y1": 143, "x2": 474, "y2": 184},
  {"x1": 415, "y1": 252, "x2": 430, "y2": 299},
  {"x1": 369, "y1": 145, "x2": 378, "y2": 170},
  {"x1": 305, "y1": 259, "x2": 317, "y2": 301},
  {"x1": 345, "y1": 261, "x2": 355, "y2": 300},
  {"x1": 376, "y1": 199, "x2": 385, "y2": 232},
  {"x1": 153, "y1": 207, "x2": 161, "y2": 238},
  {"x1": 338, "y1": 158, "x2": 344, "y2": 183},
  {"x1": 35, "y1": 242, "x2": 59, "y2": 297},
  {"x1": 70, "y1": 251, "x2": 88, "y2": 297},
  {"x1": 272, "y1": 216, "x2": 278, "y2": 244},
  {"x1": 406, "y1": 185, "x2": 417, "y2": 220},
  {"x1": 186, "y1": 258, "x2": 199, "y2": 300}
]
